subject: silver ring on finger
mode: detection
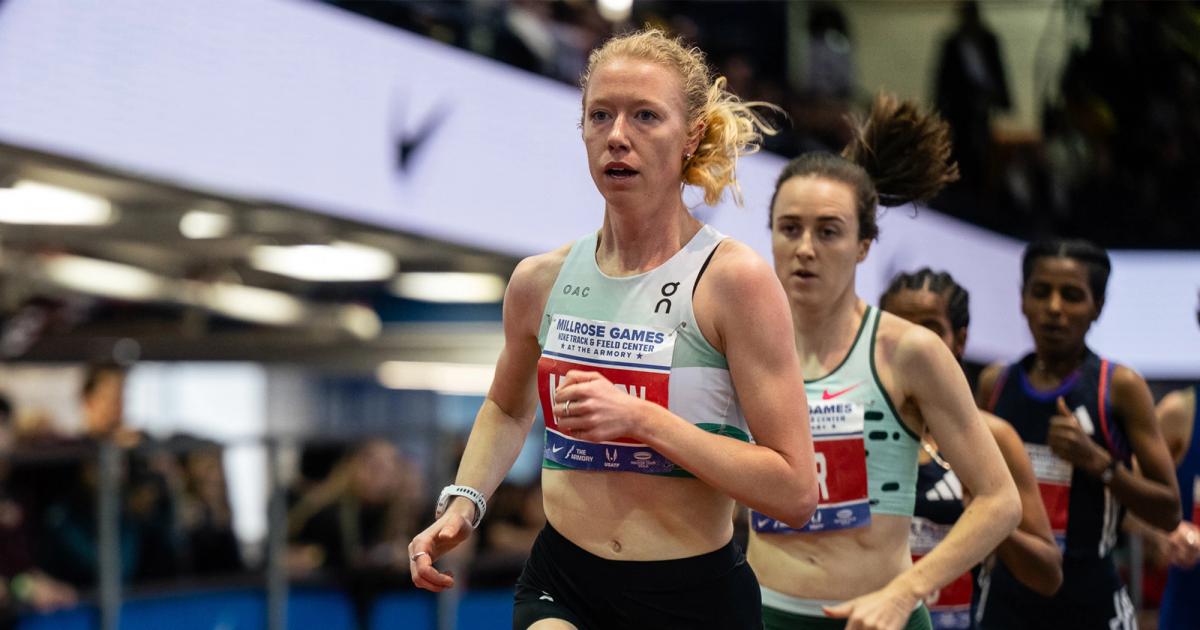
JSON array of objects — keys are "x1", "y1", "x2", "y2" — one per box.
[
  {"x1": 410, "y1": 551, "x2": 428, "y2": 562},
  {"x1": 564, "y1": 399, "x2": 573, "y2": 417}
]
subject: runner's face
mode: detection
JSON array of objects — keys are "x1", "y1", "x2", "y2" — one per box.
[
  {"x1": 771, "y1": 176, "x2": 869, "y2": 308},
  {"x1": 1021, "y1": 257, "x2": 1098, "y2": 357},
  {"x1": 881, "y1": 288, "x2": 965, "y2": 359},
  {"x1": 582, "y1": 58, "x2": 696, "y2": 205}
]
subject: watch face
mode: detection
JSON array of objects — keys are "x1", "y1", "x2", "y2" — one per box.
[{"x1": 1101, "y1": 462, "x2": 1115, "y2": 483}]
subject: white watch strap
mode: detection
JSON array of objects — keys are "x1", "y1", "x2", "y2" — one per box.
[{"x1": 439, "y1": 484, "x2": 486, "y2": 529}]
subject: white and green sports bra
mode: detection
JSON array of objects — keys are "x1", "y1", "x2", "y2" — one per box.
[{"x1": 535, "y1": 225, "x2": 750, "y2": 478}]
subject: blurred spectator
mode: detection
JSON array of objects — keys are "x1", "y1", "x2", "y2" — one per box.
[
  {"x1": 1041, "y1": 0, "x2": 1200, "y2": 247},
  {"x1": 330, "y1": 0, "x2": 1198, "y2": 247},
  {"x1": 288, "y1": 439, "x2": 421, "y2": 574},
  {"x1": 935, "y1": 0, "x2": 1011, "y2": 191},
  {"x1": 0, "y1": 398, "x2": 77, "y2": 621},
  {"x1": 494, "y1": 0, "x2": 557, "y2": 76},
  {"x1": 178, "y1": 442, "x2": 242, "y2": 575},
  {"x1": 80, "y1": 362, "x2": 140, "y2": 447},
  {"x1": 804, "y1": 2, "x2": 856, "y2": 100},
  {"x1": 288, "y1": 438, "x2": 426, "y2": 626},
  {"x1": 39, "y1": 455, "x2": 141, "y2": 586},
  {"x1": 287, "y1": 442, "x2": 348, "y2": 510},
  {"x1": 39, "y1": 362, "x2": 188, "y2": 586},
  {"x1": 127, "y1": 444, "x2": 188, "y2": 581}
]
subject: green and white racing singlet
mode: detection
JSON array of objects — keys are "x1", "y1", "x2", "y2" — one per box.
[
  {"x1": 753, "y1": 306, "x2": 919, "y2": 532},
  {"x1": 536, "y1": 225, "x2": 750, "y2": 478}
]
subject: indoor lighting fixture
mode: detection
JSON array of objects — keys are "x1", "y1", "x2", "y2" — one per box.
[
  {"x1": 597, "y1": 0, "x2": 633, "y2": 22},
  {"x1": 0, "y1": 181, "x2": 113, "y2": 225},
  {"x1": 200, "y1": 283, "x2": 306, "y2": 326},
  {"x1": 249, "y1": 241, "x2": 396, "y2": 282},
  {"x1": 338, "y1": 304, "x2": 382, "y2": 340},
  {"x1": 179, "y1": 208, "x2": 233, "y2": 239},
  {"x1": 376, "y1": 360, "x2": 495, "y2": 395},
  {"x1": 41, "y1": 255, "x2": 166, "y2": 301},
  {"x1": 390, "y1": 272, "x2": 506, "y2": 303}
]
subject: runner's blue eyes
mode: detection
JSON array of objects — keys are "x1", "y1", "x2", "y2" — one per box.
[{"x1": 587, "y1": 110, "x2": 659, "y2": 123}]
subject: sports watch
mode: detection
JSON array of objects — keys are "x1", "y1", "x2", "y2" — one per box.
[
  {"x1": 436, "y1": 484, "x2": 486, "y2": 529},
  {"x1": 1099, "y1": 458, "x2": 1119, "y2": 485}
]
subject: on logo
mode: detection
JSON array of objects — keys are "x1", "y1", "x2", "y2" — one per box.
[{"x1": 655, "y1": 282, "x2": 679, "y2": 314}]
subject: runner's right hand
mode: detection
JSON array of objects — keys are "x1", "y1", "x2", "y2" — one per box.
[
  {"x1": 1166, "y1": 521, "x2": 1200, "y2": 569},
  {"x1": 408, "y1": 505, "x2": 474, "y2": 592}
]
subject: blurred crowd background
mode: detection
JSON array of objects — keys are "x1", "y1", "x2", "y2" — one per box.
[{"x1": 358, "y1": 0, "x2": 1200, "y2": 248}]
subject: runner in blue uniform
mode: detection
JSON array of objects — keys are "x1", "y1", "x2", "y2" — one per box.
[
  {"x1": 750, "y1": 94, "x2": 1021, "y2": 630},
  {"x1": 408, "y1": 28, "x2": 819, "y2": 629},
  {"x1": 1153, "y1": 382, "x2": 1200, "y2": 629},
  {"x1": 974, "y1": 239, "x2": 1181, "y2": 630}
]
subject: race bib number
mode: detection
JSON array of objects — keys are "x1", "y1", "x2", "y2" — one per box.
[
  {"x1": 1027, "y1": 443, "x2": 1072, "y2": 551},
  {"x1": 753, "y1": 401, "x2": 870, "y2": 533},
  {"x1": 537, "y1": 314, "x2": 677, "y2": 473}
]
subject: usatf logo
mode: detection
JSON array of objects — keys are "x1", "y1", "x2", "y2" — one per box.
[{"x1": 605, "y1": 448, "x2": 619, "y2": 462}]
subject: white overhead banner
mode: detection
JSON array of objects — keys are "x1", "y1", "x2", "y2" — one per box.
[{"x1": 0, "y1": 0, "x2": 1195, "y2": 377}]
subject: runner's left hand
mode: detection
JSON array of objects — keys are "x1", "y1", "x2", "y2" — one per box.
[
  {"x1": 1047, "y1": 397, "x2": 1109, "y2": 476},
  {"x1": 822, "y1": 582, "x2": 920, "y2": 630},
  {"x1": 553, "y1": 370, "x2": 647, "y2": 442}
]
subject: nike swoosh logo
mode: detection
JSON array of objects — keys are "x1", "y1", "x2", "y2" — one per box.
[
  {"x1": 822, "y1": 383, "x2": 862, "y2": 400},
  {"x1": 551, "y1": 445, "x2": 564, "y2": 453},
  {"x1": 396, "y1": 101, "x2": 451, "y2": 172},
  {"x1": 756, "y1": 518, "x2": 771, "y2": 529}
]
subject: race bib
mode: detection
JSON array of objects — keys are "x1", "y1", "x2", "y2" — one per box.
[
  {"x1": 1027, "y1": 443, "x2": 1073, "y2": 551},
  {"x1": 910, "y1": 516, "x2": 972, "y2": 629},
  {"x1": 537, "y1": 314, "x2": 677, "y2": 473},
  {"x1": 752, "y1": 401, "x2": 870, "y2": 533}
]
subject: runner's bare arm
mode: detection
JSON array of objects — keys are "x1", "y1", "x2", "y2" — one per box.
[
  {"x1": 1156, "y1": 388, "x2": 1195, "y2": 465},
  {"x1": 661, "y1": 244, "x2": 817, "y2": 525},
  {"x1": 825, "y1": 329, "x2": 1019, "y2": 629},
  {"x1": 894, "y1": 329, "x2": 1021, "y2": 603},
  {"x1": 409, "y1": 250, "x2": 563, "y2": 591},
  {"x1": 1096, "y1": 367, "x2": 1180, "y2": 531},
  {"x1": 986, "y1": 414, "x2": 1063, "y2": 596}
]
